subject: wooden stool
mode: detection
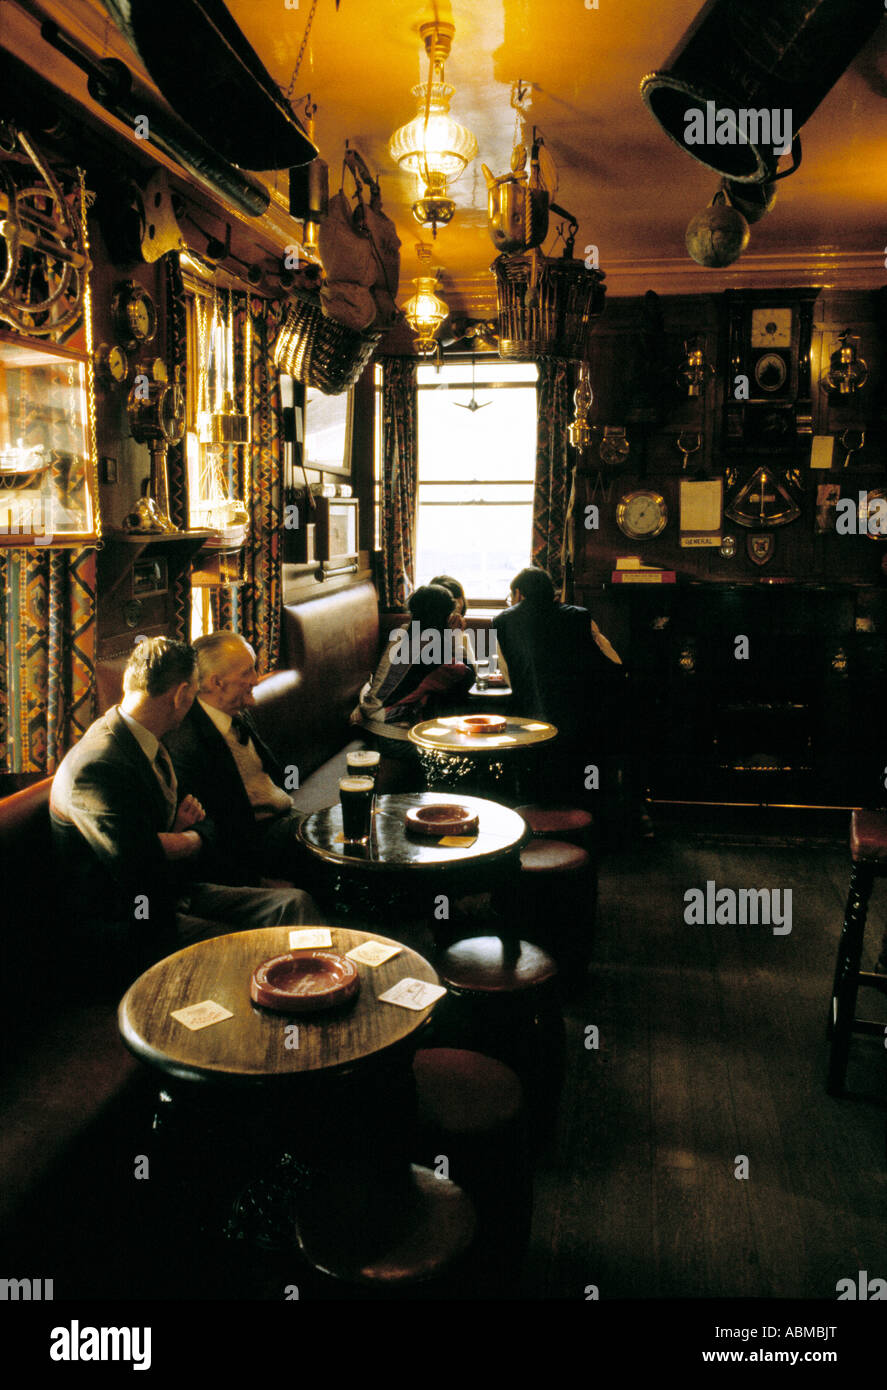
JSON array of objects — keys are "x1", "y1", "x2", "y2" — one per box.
[
  {"x1": 827, "y1": 810, "x2": 887, "y2": 1096},
  {"x1": 412, "y1": 1048, "x2": 532, "y2": 1293},
  {"x1": 515, "y1": 803, "x2": 593, "y2": 846},
  {"x1": 432, "y1": 936, "x2": 564, "y2": 1135},
  {"x1": 494, "y1": 837, "x2": 597, "y2": 983}
]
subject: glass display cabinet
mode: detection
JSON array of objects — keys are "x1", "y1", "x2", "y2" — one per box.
[{"x1": 0, "y1": 329, "x2": 100, "y2": 546}]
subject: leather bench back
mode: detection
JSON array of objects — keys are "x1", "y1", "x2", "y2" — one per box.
[
  {"x1": 252, "y1": 581, "x2": 379, "y2": 779},
  {"x1": 0, "y1": 776, "x2": 53, "y2": 881}
]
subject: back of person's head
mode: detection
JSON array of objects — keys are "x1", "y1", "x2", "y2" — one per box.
[
  {"x1": 408, "y1": 583, "x2": 455, "y2": 631},
  {"x1": 123, "y1": 637, "x2": 196, "y2": 697},
  {"x1": 511, "y1": 566, "x2": 555, "y2": 605},
  {"x1": 429, "y1": 575, "x2": 466, "y2": 610},
  {"x1": 193, "y1": 631, "x2": 253, "y2": 688}
]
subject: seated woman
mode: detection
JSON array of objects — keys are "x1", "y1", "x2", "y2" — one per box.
[
  {"x1": 429, "y1": 574, "x2": 476, "y2": 667},
  {"x1": 351, "y1": 583, "x2": 474, "y2": 791}
]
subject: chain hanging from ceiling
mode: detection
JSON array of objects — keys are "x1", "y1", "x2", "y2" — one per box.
[{"x1": 282, "y1": 0, "x2": 341, "y2": 106}]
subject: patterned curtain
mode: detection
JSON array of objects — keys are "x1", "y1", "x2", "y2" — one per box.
[
  {"x1": 218, "y1": 296, "x2": 286, "y2": 673},
  {"x1": 164, "y1": 253, "x2": 190, "y2": 641},
  {"x1": 533, "y1": 358, "x2": 573, "y2": 597},
  {"x1": 379, "y1": 356, "x2": 418, "y2": 609},
  {"x1": 0, "y1": 548, "x2": 96, "y2": 774}
]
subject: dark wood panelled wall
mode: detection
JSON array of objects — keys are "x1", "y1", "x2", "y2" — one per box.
[{"x1": 573, "y1": 288, "x2": 887, "y2": 806}]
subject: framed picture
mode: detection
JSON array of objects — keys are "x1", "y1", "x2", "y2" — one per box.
[
  {"x1": 303, "y1": 386, "x2": 353, "y2": 476},
  {"x1": 316, "y1": 496, "x2": 359, "y2": 570}
]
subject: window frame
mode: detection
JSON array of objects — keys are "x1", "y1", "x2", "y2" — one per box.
[{"x1": 414, "y1": 354, "x2": 538, "y2": 608}]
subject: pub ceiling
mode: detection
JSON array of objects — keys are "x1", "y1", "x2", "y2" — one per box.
[{"x1": 5, "y1": 0, "x2": 887, "y2": 313}]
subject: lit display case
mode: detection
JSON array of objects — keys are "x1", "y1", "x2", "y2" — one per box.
[{"x1": 0, "y1": 329, "x2": 100, "y2": 546}]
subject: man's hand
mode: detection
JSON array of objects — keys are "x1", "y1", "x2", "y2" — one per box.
[
  {"x1": 158, "y1": 830, "x2": 202, "y2": 860},
  {"x1": 173, "y1": 794, "x2": 205, "y2": 832}
]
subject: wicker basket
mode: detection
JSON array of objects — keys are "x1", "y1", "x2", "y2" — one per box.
[
  {"x1": 492, "y1": 253, "x2": 606, "y2": 361},
  {"x1": 273, "y1": 289, "x2": 385, "y2": 396}
]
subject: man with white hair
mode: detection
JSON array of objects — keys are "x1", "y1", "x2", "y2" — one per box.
[
  {"x1": 164, "y1": 631, "x2": 304, "y2": 884},
  {"x1": 50, "y1": 637, "x2": 320, "y2": 982}
]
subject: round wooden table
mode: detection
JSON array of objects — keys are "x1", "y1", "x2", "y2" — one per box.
[
  {"x1": 408, "y1": 714, "x2": 558, "y2": 798},
  {"x1": 298, "y1": 792, "x2": 530, "y2": 924},
  {"x1": 298, "y1": 791, "x2": 529, "y2": 874},
  {"x1": 118, "y1": 927, "x2": 475, "y2": 1285},
  {"x1": 119, "y1": 925, "x2": 439, "y2": 1084}
]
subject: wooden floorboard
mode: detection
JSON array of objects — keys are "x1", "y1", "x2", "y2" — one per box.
[{"x1": 525, "y1": 820, "x2": 887, "y2": 1301}]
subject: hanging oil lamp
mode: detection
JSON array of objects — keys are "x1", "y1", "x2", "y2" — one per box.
[{"x1": 568, "y1": 362, "x2": 594, "y2": 449}]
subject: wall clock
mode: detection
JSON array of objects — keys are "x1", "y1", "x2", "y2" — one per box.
[
  {"x1": 94, "y1": 343, "x2": 129, "y2": 385},
  {"x1": 111, "y1": 281, "x2": 157, "y2": 349},
  {"x1": 616, "y1": 489, "x2": 668, "y2": 539},
  {"x1": 723, "y1": 289, "x2": 818, "y2": 453}
]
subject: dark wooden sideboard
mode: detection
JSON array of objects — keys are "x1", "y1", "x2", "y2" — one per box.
[{"x1": 584, "y1": 582, "x2": 887, "y2": 807}]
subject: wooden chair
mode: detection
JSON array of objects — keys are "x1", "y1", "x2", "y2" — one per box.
[{"x1": 826, "y1": 810, "x2": 887, "y2": 1095}]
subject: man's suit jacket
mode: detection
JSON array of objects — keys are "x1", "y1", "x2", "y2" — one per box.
[
  {"x1": 50, "y1": 708, "x2": 184, "y2": 962},
  {"x1": 492, "y1": 600, "x2": 623, "y2": 745},
  {"x1": 164, "y1": 702, "x2": 289, "y2": 885}
]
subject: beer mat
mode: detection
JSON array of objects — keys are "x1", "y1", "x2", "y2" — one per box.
[
  {"x1": 346, "y1": 940, "x2": 402, "y2": 967},
  {"x1": 425, "y1": 726, "x2": 450, "y2": 735},
  {"x1": 170, "y1": 1000, "x2": 233, "y2": 1031},
  {"x1": 378, "y1": 978, "x2": 446, "y2": 1010},
  {"x1": 289, "y1": 928, "x2": 333, "y2": 948},
  {"x1": 481, "y1": 735, "x2": 517, "y2": 744},
  {"x1": 438, "y1": 835, "x2": 477, "y2": 847},
  {"x1": 522, "y1": 723, "x2": 548, "y2": 731}
]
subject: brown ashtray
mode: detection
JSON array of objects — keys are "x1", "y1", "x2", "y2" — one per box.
[
  {"x1": 455, "y1": 714, "x2": 507, "y2": 735},
  {"x1": 250, "y1": 950, "x2": 360, "y2": 1014},
  {"x1": 405, "y1": 804, "x2": 480, "y2": 838}
]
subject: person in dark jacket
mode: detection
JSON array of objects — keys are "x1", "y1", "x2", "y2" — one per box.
[
  {"x1": 492, "y1": 565, "x2": 627, "y2": 807},
  {"x1": 50, "y1": 637, "x2": 319, "y2": 983},
  {"x1": 164, "y1": 631, "x2": 307, "y2": 885}
]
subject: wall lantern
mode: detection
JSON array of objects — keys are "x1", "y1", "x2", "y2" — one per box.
[{"x1": 823, "y1": 331, "x2": 868, "y2": 396}]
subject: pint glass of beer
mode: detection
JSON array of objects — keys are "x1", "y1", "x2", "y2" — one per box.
[
  {"x1": 346, "y1": 748, "x2": 380, "y2": 786},
  {"x1": 339, "y1": 775, "x2": 374, "y2": 842}
]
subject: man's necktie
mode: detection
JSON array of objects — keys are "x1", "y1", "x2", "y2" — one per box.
[
  {"x1": 230, "y1": 714, "x2": 250, "y2": 746},
  {"x1": 154, "y1": 744, "x2": 178, "y2": 829}
]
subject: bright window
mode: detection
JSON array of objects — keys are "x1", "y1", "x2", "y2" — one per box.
[{"x1": 414, "y1": 360, "x2": 538, "y2": 604}]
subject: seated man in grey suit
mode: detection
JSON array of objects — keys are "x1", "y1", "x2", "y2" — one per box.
[
  {"x1": 164, "y1": 631, "x2": 303, "y2": 885},
  {"x1": 50, "y1": 636, "x2": 319, "y2": 982}
]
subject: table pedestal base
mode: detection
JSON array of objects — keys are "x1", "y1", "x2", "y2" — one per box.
[
  {"x1": 417, "y1": 747, "x2": 538, "y2": 801},
  {"x1": 294, "y1": 1163, "x2": 475, "y2": 1286}
]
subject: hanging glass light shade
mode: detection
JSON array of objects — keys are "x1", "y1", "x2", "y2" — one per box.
[
  {"x1": 389, "y1": 22, "x2": 478, "y2": 236},
  {"x1": 403, "y1": 275, "x2": 449, "y2": 356}
]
